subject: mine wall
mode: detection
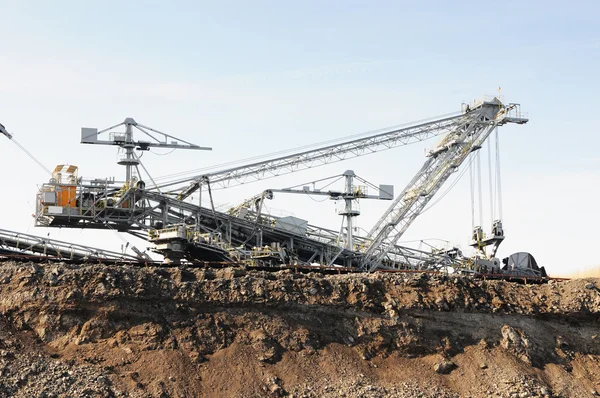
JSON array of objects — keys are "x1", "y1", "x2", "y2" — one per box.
[{"x1": 0, "y1": 262, "x2": 598, "y2": 397}]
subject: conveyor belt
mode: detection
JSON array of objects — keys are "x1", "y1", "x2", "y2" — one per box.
[{"x1": 0, "y1": 228, "x2": 143, "y2": 262}]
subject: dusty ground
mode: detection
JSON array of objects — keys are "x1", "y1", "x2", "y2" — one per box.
[
  {"x1": 564, "y1": 265, "x2": 600, "y2": 279},
  {"x1": 0, "y1": 261, "x2": 598, "y2": 397}
]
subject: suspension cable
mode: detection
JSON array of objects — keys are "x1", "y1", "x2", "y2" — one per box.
[
  {"x1": 133, "y1": 151, "x2": 162, "y2": 194},
  {"x1": 421, "y1": 150, "x2": 477, "y2": 214},
  {"x1": 151, "y1": 111, "x2": 463, "y2": 183},
  {"x1": 10, "y1": 138, "x2": 52, "y2": 175},
  {"x1": 495, "y1": 127, "x2": 503, "y2": 220},
  {"x1": 285, "y1": 175, "x2": 344, "y2": 191},
  {"x1": 469, "y1": 154, "x2": 475, "y2": 229},
  {"x1": 206, "y1": 181, "x2": 220, "y2": 229},
  {"x1": 487, "y1": 138, "x2": 494, "y2": 224},
  {"x1": 476, "y1": 151, "x2": 483, "y2": 227}
]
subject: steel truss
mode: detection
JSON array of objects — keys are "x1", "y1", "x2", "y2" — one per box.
[
  {"x1": 0, "y1": 228, "x2": 143, "y2": 262},
  {"x1": 359, "y1": 98, "x2": 528, "y2": 271},
  {"x1": 33, "y1": 97, "x2": 528, "y2": 271},
  {"x1": 164, "y1": 113, "x2": 467, "y2": 199}
]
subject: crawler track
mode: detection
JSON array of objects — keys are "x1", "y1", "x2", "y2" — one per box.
[{"x1": 0, "y1": 252, "x2": 565, "y2": 283}]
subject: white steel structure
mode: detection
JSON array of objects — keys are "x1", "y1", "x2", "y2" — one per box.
[
  {"x1": 359, "y1": 98, "x2": 527, "y2": 271},
  {"x1": 81, "y1": 117, "x2": 212, "y2": 183},
  {"x1": 162, "y1": 112, "x2": 471, "y2": 198},
  {"x1": 33, "y1": 96, "x2": 528, "y2": 271},
  {"x1": 230, "y1": 170, "x2": 394, "y2": 259},
  {"x1": 0, "y1": 228, "x2": 146, "y2": 263}
]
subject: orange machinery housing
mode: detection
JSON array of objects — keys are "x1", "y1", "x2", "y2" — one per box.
[{"x1": 52, "y1": 164, "x2": 78, "y2": 207}]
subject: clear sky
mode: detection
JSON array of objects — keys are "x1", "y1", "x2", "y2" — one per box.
[{"x1": 0, "y1": 1, "x2": 598, "y2": 275}]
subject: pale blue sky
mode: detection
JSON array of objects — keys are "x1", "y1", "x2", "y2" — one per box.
[{"x1": 0, "y1": 1, "x2": 598, "y2": 275}]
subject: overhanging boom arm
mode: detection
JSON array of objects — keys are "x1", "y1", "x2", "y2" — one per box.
[{"x1": 169, "y1": 113, "x2": 468, "y2": 199}]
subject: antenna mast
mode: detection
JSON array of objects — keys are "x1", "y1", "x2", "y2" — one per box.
[{"x1": 81, "y1": 117, "x2": 212, "y2": 182}]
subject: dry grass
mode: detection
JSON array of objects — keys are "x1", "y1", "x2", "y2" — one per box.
[{"x1": 562, "y1": 265, "x2": 600, "y2": 279}]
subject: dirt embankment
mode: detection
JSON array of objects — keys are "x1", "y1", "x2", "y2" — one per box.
[{"x1": 0, "y1": 262, "x2": 599, "y2": 397}]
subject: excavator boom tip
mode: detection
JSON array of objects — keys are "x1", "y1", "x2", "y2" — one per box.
[{"x1": 0, "y1": 123, "x2": 13, "y2": 139}]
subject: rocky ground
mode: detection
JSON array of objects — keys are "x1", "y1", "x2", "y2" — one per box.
[{"x1": 0, "y1": 261, "x2": 598, "y2": 397}]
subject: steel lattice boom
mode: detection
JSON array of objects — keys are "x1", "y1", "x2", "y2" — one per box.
[
  {"x1": 359, "y1": 98, "x2": 528, "y2": 271},
  {"x1": 163, "y1": 113, "x2": 467, "y2": 199}
]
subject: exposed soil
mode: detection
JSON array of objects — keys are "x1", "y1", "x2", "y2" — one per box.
[{"x1": 0, "y1": 261, "x2": 598, "y2": 397}]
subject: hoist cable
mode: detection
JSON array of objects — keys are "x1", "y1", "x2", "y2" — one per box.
[
  {"x1": 487, "y1": 138, "x2": 494, "y2": 224},
  {"x1": 11, "y1": 138, "x2": 52, "y2": 175},
  {"x1": 495, "y1": 127, "x2": 503, "y2": 220},
  {"x1": 421, "y1": 151, "x2": 477, "y2": 215},
  {"x1": 476, "y1": 151, "x2": 483, "y2": 227},
  {"x1": 469, "y1": 155, "x2": 475, "y2": 229},
  {"x1": 133, "y1": 152, "x2": 162, "y2": 194}
]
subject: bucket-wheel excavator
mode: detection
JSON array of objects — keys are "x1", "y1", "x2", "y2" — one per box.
[{"x1": 29, "y1": 96, "x2": 543, "y2": 278}]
